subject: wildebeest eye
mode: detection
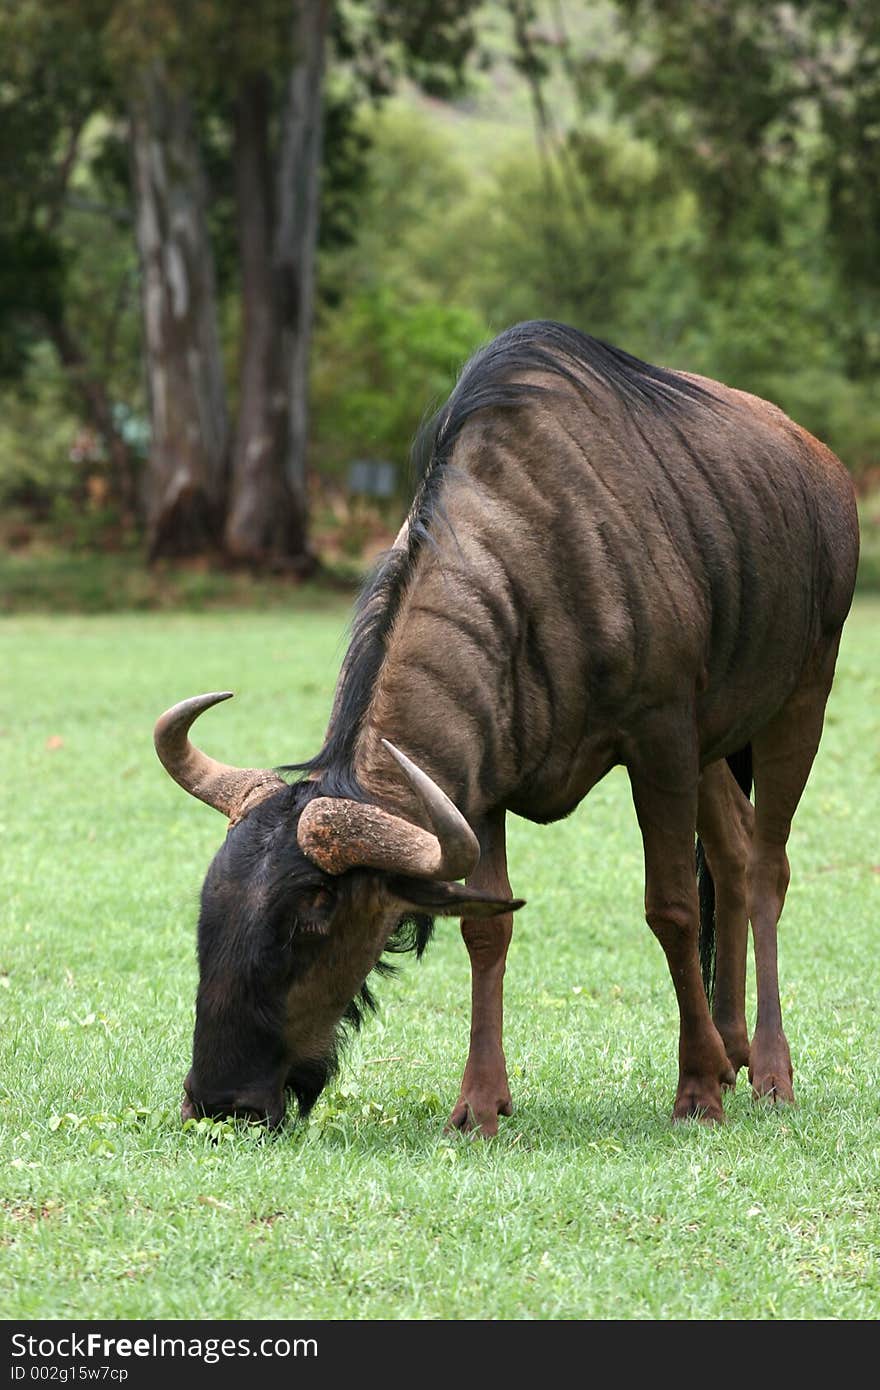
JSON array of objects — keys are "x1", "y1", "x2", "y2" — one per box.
[
  {"x1": 295, "y1": 886, "x2": 335, "y2": 936},
  {"x1": 304, "y1": 887, "x2": 333, "y2": 911}
]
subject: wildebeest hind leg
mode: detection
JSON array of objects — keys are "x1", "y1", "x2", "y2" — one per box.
[
  {"x1": 446, "y1": 809, "x2": 514, "y2": 1136},
  {"x1": 628, "y1": 718, "x2": 736, "y2": 1122},
  {"x1": 748, "y1": 655, "x2": 839, "y2": 1104},
  {"x1": 696, "y1": 759, "x2": 754, "y2": 1079}
]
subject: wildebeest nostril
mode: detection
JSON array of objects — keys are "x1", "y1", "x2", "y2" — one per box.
[
  {"x1": 182, "y1": 1085, "x2": 285, "y2": 1131},
  {"x1": 236, "y1": 1094, "x2": 286, "y2": 1130},
  {"x1": 226, "y1": 1087, "x2": 283, "y2": 1125},
  {"x1": 235, "y1": 1103, "x2": 284, "y2": 1129}
]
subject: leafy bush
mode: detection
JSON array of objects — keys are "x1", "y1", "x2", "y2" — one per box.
[
  {"x1": 313, "y1": 99, "x2": 877, "y2": 491},
  {"x1": 0, "y1": 346, "x2": 81, "y2": 508},
  {"x1": 311, "y1": 287, "x2": 489, "y2": 482}
]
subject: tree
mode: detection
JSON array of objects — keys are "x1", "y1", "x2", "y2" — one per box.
[
  {"x1": 0, "y1": 0, "x2": 139, "y2": 515},
  {"x1": 582, "y1": 0, "x2": 880, "y2": 372},
  {"x1": 127, "y1": 0, "x2": 483, "y2": 566},
  {"x1": 222, "y1": 0, "x2": 484, "y2": 568},
  {"x1": 130, "y1": 58, "x2": 230, "y2": 558},
  {"x1": 0, "y1": 0, "x2": 487, "y2": 560},
  {"x1": 223, "y1": 2, "x2": 329, "y2": 570}
]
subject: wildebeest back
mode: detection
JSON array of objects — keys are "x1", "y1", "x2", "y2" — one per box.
[{"x1": 352, "y1": 325, "x2": 859, "y2": 822}]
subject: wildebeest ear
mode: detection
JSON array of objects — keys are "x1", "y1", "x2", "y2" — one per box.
[{"x1": 387, "y1": 876, "x2": 525, "y2": 919}]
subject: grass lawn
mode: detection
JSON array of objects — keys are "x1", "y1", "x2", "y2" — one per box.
[{"x1": 1, "y1": 596, "x2": 878, "y2": 1321}]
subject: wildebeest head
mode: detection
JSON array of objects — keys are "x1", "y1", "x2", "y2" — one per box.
[{"x1": 154, "y1": 693, "x2": 521, "y2": 1129}]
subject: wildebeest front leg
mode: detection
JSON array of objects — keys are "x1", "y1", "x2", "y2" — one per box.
[
  {"x1": 629, "y1": 729, "x2": 736, "y2": 1122},
  {"x1": 446, "y1": 808, "x2": 514, "y2": 1136}
]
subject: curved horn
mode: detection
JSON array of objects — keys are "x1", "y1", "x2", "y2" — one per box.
[
  {"x1": 153, "y1": 692, "x2": 285, "y2": 822},
  {"x1": 380, "y1": 740, "x2": 479, "y2": 879},
  {"x1": 297, "y1": 741, "x2": 480, "y2": 882}
]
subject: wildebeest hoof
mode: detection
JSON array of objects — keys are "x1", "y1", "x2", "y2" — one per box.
[
  {"x1": 749, "y1": 1032, "x2": 794, "y2": 1104},
  {"x1": 445, "y1": 1094, "x2": 513, "y2": 1137},
  {"x1": 749, "y1": 1073, "x2": 795, "y2": 1105},
  {"x1": 672, "y1": 1079, "x2": 727, "y2": 1124}
]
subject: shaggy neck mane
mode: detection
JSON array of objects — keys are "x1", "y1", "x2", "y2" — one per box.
[{"x1": 286, "y1": 320, "x2": 717, "y2": 799}]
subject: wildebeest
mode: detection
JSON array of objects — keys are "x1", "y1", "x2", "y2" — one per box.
[{"x1": 154, "y1": 320, "x2": 859, "y2": 1133}]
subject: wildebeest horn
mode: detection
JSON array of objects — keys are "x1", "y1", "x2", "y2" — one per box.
[
  {"x1": 153, "y1": 692, "x2": 285, "y2": 823},
  {"x1": 296, "y1": 740, "x2": 480, "y2": 881},
  {"x1": 380, "y1": 741, "x2": 480, "y2": 877}
]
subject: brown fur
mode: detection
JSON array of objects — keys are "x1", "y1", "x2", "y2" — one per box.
[
  {"x1": 171, "y1": 323, "x2": 859, "y2": 1133},
  {"x1": 349, "y1": 341, "x2": 858, "y2": 1128}
]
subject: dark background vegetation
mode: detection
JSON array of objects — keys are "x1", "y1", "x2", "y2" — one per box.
[{"x1": 1, "y1": 0, "x2": 878, "y2": 605}]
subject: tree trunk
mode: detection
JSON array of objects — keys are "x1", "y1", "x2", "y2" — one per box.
[
  {"x1": 130, "y1": 61, "x2": 229, "y2": 560},
  {"x1": 281, "y1": 0, "x2": 327, "y2": 534},
  {"x1": 224, "y1": 72, "x2": 309, "y2": 567},
  {"x1": 224, "y1": 1, "x2": 328, "y2": 571}
]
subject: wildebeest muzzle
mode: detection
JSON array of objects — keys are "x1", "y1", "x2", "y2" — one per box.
[{"x1": 182, "y1": 1070, "x2": 286, "y2": 1131}]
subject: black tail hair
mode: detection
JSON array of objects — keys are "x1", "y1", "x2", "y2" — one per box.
[{"x1": 697, "y1": 745, "x2": 753, "y2": 1005}]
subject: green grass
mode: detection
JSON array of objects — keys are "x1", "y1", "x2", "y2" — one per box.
[{"x1": 1, "y1": 599, "x2": 879, "y2": 1320}]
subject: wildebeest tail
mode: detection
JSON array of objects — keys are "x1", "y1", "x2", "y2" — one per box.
[{"x1": 697, "y1": 745, "x2": 753, "y2": 1005}]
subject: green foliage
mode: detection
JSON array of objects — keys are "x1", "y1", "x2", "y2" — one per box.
[
  {"x1": 0, "y1": 167, "x2": 144, "y2": 515},
  {"x1": 0, "y1": 1, "x2": 877, "y2": 545},
  {"x1": 0, "y1": 348, "x2": 82, "y2": 502},
  {"x1": 59, "y1": 192, "x2": 144, "y2": 413},
  {"x1": 659, "y1": 181, "x2": 842, "y2": 388},
  {"x1": 462, "y1": 127, "x2": 698, "y2": 338},
  {"x1": 857, "y1": 495, "x2": 880, "y2": 592},
  {"x1": 318, "y1": 101, "x2": 698, "y2": 337},
  {"x1": 0, "y1": 231, "x2": 66, "y2": 379},
  {"x1": 312, "y1": 286, "x2": 489, "y2": 478},
  {"x1": 336, "y1": 0, "x2": 484, "y2": 100},
  {"x1": 588, "y1": 0, "x2": 880, "y2": 373},
  {"x1": 313, "y1": 77, "x2": 878, "y2": 486},
  {"x1": 0, "y1": 1, "x2": 115, "y2": 375},
  {"x1": 318, "y1": 102, "x2": 475, "y2": 307}
]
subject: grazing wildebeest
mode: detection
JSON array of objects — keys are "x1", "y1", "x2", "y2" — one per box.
[{"x1": 155, "y1": 321, "x2": 859, "y2": 1133}]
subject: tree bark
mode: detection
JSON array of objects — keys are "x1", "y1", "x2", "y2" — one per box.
[
  {"x1": 130, "y1": 61, "x2": 229, "y2": 559},
  {"x1": 224, "y1": 1, "x2": 328, "y2": 571}
]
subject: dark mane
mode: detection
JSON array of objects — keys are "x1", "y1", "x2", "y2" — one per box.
[
  {"x1": 288, "y1": 321, "x2": 717, "y2": 793},
  {"x1": 283, "y1": 543, "x2": 414, "y2": 798}
]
